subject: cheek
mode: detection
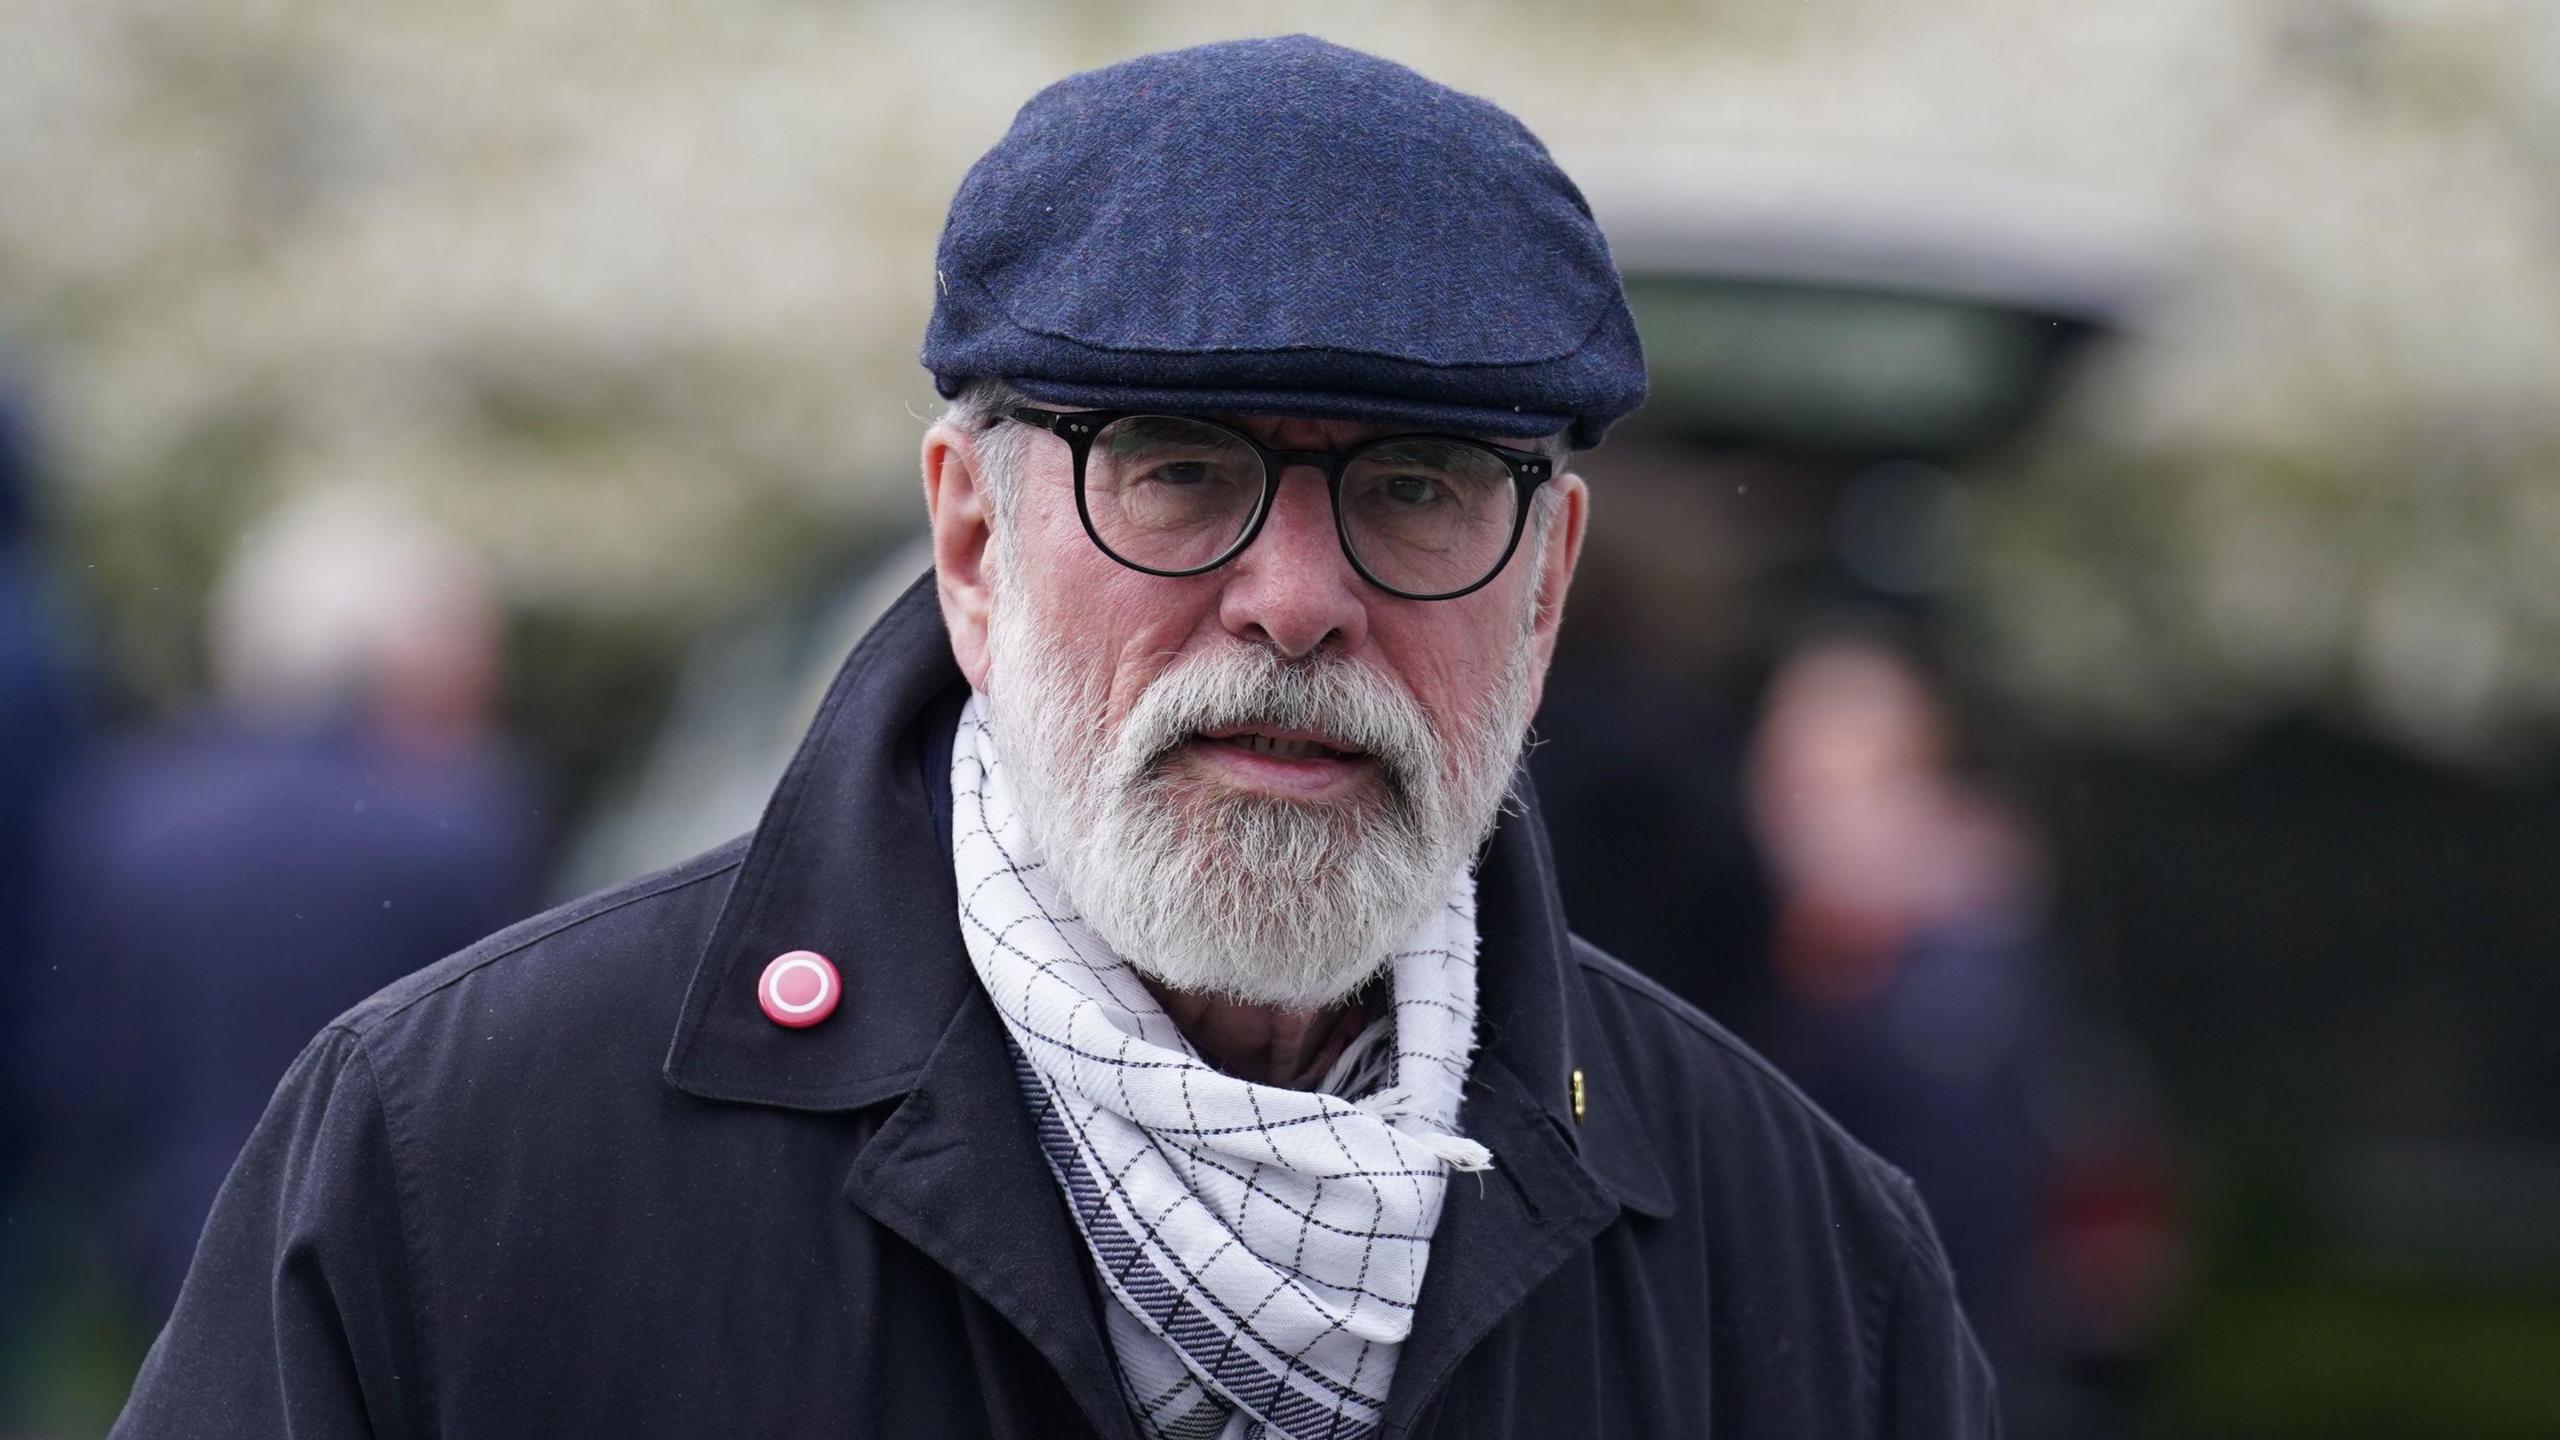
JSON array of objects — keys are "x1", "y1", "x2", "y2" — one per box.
[
  {"x1": 1011, "y1": 549, "x2": 1223, "y2": 725},
  {"x1": 1096, "y1": 581, "x2": 1224, "y2": 720},
  {"x1": 1383, "y1": 570, "x2": 1541, "y2": 709}
]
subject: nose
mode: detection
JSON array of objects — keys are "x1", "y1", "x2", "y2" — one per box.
[{"x1": 1216, "y1": 464, "x2": 1370, "y2": 659}]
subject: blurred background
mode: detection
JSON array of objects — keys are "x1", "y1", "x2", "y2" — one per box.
[{"x1": 3, "y1": 0, "x2": 2557, "y2": 1435}]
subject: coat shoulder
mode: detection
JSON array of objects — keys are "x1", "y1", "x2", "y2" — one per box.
[
  {"x1": 1560, "y1": 935, "x2": 2002, "y2": 1436},
  {"x1": 322, "y1": 836, "x2": 750, "y2": 1066}
]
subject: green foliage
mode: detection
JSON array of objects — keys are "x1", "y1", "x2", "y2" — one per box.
[{"x1": 2160, "y1": 1279, "x2": 2560, "y2": 1440}]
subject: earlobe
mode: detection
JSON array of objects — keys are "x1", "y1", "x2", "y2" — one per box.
[{"x1": 922, "y1": 424, "x2": 996, "y2": 690}]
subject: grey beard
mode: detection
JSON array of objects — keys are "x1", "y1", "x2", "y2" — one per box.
[{"x1": 981, "y1": 587, "x2": 1537, "y2": 1010}]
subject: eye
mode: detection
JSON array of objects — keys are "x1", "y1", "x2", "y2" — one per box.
[
  {"x1": 1140, "y1": 460, "x2": 1217, "y2": 487},
  {"x1": 1377, "y1": 473, "x2": 1444, "y2": 507}
]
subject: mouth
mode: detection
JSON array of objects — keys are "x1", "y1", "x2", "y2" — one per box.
[
  {"x1": 1174, "y1": 725, "x2": 1380, "y2": 799},
  {"x1": 1198, "y1": 725, "x2": 1367, "y2": 761}
]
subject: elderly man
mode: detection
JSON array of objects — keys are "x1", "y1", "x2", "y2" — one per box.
[{"x1": 115, "y1": 36, "x2": 1995, "y2": 1440}]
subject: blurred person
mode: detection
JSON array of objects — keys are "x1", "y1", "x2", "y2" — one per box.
[
  {"x1": 0, "y1": 379, "x2": 78, "y2": 1129},
  {"x1": 0, "y1": 371, "x2": 85, "y2": 1405},
  {"x1": 32, "y1": 489, "x2": 540, "y2": 1326},
  {"x1": 115, "y1": 39, "x2": 1994, "y2": 1440},
  {"x1": 1744, "y1": 625, "x2": 2052, "y2": 1414}
]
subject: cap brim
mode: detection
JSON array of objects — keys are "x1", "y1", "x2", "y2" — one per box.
[{"x1": 1004, "y1": 376, "x2": 1573, "y2": 444}]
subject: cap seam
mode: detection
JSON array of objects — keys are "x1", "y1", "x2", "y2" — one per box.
[{"x1": 952, "y1": 266, "x2": 1624, "y2": 374}]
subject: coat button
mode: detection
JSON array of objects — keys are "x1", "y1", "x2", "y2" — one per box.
[{"x1": 758, "y1": 950, "x2": 841, "y2": 1028}]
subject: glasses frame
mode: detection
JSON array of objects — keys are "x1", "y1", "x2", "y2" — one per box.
[{"x1": 1001, "y1": 406, "x2": 1557, "y2": 602}]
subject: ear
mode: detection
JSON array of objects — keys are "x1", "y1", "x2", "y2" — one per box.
[
  {"x1": 1523, "y1": 471, "x2": 1589, "y2": 715},
  {"x1": 922, "y1": 420, "x2": 996, "y2": 691}
]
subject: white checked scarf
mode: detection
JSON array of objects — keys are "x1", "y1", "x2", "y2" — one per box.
[{"x1": 950, "y1": 697, "x2": 1491, "y2": 1440}]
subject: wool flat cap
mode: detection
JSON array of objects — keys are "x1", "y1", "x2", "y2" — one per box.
[{"x1": 922, "y1": 36, "x2": 1646, "y2": 449}]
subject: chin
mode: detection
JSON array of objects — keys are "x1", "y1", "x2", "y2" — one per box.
[
  {"x1": 1120, "y1": 938, "x2": 1393, "y2": 1012},
  {"x1": 1065, "y1": 803, "x2": 1446, "y2": 1013}
]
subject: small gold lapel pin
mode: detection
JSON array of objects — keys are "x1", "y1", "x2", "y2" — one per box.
[{"x1": 1570, "y1": 1067, "x2": 1587, "y2": 1124}]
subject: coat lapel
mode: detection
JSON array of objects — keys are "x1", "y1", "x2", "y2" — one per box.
[
  {"x1": 840, "y1": 986, "x2": 1140, "y2": 1440},
  {"x1": 1379, "y1": 1053, "x2": 1619, "y2": 1437},
  {"x1": 662, "y1": 576, "x2": 1132, "y2": 1438},
  {"x1": 1376, "y1": 779, "x2": 1660, "y2": 1435}
]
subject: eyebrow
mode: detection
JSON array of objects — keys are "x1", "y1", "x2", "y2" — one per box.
[
  {"x1": 1205, "y1": 415, "x2": 1511, "y2": 454},
  {"x1": 1355, "y1": 436, "x2": 1483, "y2": 468},
  {"x1": 1102, "y1": 420, "x2": 1236, "y2": 458}
]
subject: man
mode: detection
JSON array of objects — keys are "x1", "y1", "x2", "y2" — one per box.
[{"x1": 115, "y1": 37, "x2": 1996, "y2": 1439}]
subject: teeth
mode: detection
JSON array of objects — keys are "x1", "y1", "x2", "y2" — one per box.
[{"x1": 1237, "y1": 734, "x2": 1340, "y2": 760}]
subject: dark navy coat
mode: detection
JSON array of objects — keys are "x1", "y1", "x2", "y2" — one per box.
[{"x1": 114, "y1": 576, "x2": 1997, "y2": 1439}]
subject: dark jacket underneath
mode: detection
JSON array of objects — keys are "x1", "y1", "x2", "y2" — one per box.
[{"x1": 114, "y1": 577, "x2": 1996, "y2": 1439}]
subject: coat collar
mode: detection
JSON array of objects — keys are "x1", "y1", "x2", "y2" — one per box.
[
  {"x1": 662, "y1": 572, "x2": 973, "y2": 1113},
  {"x1": 661, "y1": 572, "x2": 1673, "y2": 1429}
]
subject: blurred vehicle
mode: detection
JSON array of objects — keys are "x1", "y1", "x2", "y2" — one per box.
[
  {"x1": 553, "y1": 534, "x2": 932, "y2": 901},
  {"x1": 1530, "y1": 152, "x2": 2181, "y2": 1438}
]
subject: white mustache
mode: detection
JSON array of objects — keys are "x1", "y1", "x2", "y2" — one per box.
[{"x1": 1112, "y1": 646, "x2": 1438, "y2": 800}]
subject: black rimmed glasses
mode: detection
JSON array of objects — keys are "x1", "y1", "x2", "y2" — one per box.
[{"x1": 1000, "y1": 408, "x2": 1557, "y2": 602}]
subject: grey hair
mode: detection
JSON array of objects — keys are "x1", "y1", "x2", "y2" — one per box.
[{"x1": 940, "y1": 378, "x2": 1038, "y2": 528}]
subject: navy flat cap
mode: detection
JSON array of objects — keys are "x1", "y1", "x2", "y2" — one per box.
[{"x1": 922, "y1": 35, "x2": 1646, "y2": 450}]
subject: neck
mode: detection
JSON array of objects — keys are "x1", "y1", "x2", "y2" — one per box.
[{"x1": 1143, "y1": 978, "x2": 1373, "y2": 1088}]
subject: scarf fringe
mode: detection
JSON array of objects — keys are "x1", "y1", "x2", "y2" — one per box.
[{"x1": 1352, "y1": 1086, "x2": 1496, "y2": 1173}]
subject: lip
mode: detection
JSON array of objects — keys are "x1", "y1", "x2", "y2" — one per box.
[
  {"x1": 1195, "y1": 725, "x2": 1366, "y2": 754},
  {"x1": 1172, "y1": 731, "x2": 1380, "y2": 801}
]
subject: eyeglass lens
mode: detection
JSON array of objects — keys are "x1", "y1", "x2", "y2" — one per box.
[{"x1": 1081, "y1": 415, "x2": 1522, "y2": 596}]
